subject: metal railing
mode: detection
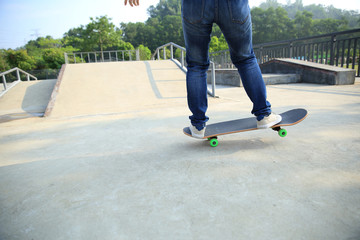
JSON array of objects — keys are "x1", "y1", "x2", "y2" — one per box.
[
  {"x1": 64, "y1": 49, "x2": 140, "y2": 64},
  {"x1": 210, "y1": 28, "x2": 360, "y2": 77},
  {"x1": 0, "y1": 67, "x2": 38, "y2": 97},
  {"x1": 152, "y1": 42, "x2": 187, "y2": 72},
  {"x1": 152, "y1": 42, "x2": 217, "y2": 97}
]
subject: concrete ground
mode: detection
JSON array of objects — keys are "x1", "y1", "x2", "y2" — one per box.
[{"x1": 0, "y1": 61, "x2": 359, "y2": 240}]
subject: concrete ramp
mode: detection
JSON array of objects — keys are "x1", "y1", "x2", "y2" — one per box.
[
  {"x1": 0, "y1": 80, "x2": 56, "y2": 122},
  {"x1": 46, "y1": 60, "x2": 187, "y2": 118}
]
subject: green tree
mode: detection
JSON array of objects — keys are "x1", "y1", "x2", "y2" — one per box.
[
  {"x1": 85, "y1": 16, "x2": 123, "y2": 53},
  {"x1": 122, "y1": 0, "x2": 183, "y2": 51},
  {"x1": 209, "y1": 35, "x2": 228, "y2": 53},
  {"x1": 62, "y1": 26, "x2": 85, "y2": 51},
  {"x1": 313, "y1": 18, "x2": 349, "y2": 34},
  {"x1": 284, "y1": 0, "x2": 305, "y2": 19},
  {"x1": 252, "y1": 7, "x2": 295, "y2": 44},
  {"x1": 42, "y1": 48, "x2": 65, "y2": 69},
  {"x1": 63, "y1": 16, "x2": 128, "y2": 53},
  {"x1": 24, "y1": 36, "x2": 64, "y2": 69},
  {"x1": 161, "y1": 15, "x2": 184, "y2": 45},
  {"x1": 138, "y1": 44, "x2": 152, "y2": 60},
  {"x1": 5, "y1": 49, "x2": 36, "y2": 70},
  {"x1": 147, "y1": 0, "x2": 181, "y2": 19},
  {"x1": 304, "y1": 4, "x2": 327, "y2": 19},
  {"x1": 0, "y1": 49, "x2": 10, "y2": 72},
  {"x1": 121, "y1": 22, "x2": 147, "y2": 48},
  {"x1": 294, "y1": 11, "x2": 314, "y2": 38}
]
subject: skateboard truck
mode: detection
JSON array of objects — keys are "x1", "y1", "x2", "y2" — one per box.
[{"x1": 272, "y1": 126, "x2": 287, "y2": 137}]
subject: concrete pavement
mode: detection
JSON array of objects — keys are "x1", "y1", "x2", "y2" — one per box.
[{"x1": 0, "y1": 60, "x2": 359, "y2": 240}]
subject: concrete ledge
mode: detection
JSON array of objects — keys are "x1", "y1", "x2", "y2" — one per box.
[
  {"x1": 263, "y1": 74, "x2": 301, "y2": 85},
  {"x1": 207, "y1": 69, "x2": 300, "y2": 87},
  {"x1": 260, "y1": 58, "x2": 356, "y2": 85},
  {"x1": 207, "y1": 69, "x2": 242, "y2": 87}
]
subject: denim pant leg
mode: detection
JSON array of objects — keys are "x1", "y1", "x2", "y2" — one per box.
[
  {"x1": 216, "y1": 0, "x2": 272, "y2": 120},
  {"x1": 233, "y1": 53, "x2": 272, "y2": 120},
  {"x1": 182, "y1": 6, "x2": 213, "y2": 130}
]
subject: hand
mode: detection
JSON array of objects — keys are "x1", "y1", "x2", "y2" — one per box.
[{"x1": 124, "y1": 0, "x2": 139, "y2": 7}]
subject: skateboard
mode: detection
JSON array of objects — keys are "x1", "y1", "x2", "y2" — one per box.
[{"x1": 183, "y1": 108, "x2": 308, "y2": 147}]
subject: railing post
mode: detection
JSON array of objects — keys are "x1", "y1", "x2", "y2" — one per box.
[
  {"x1": 27, "y1": 74, "x2": 30, "y2": 81},
  {"x1": 163, "y1": 47, "x2": 166, "y2": 60},
  {"x1": 136, "y1": 49, "x2": 140, "y2": 61},
  {"x1": 16, "y1": 69, "x2": 21, "y2": 81},
  {"x1": 64, "y1": 53, "x2": 68, "y2": 64},
  {"x1": 346, "y1": 39, "x2": 351, "y2": 68},
  {"x1": 289, "y1": 42, "x2": 293, "y2": 58},
  {"x1": 330, "y1": 34, "x2": 336, "y2": 66},
  {"x1": 181, "y1": 50, "x2": 184, "y2": 68},
  {"x1": 157, "y1": 49, "x2": 160, "y2": 60},
  {"x1": 2, "y1": 75, "x2": 7, "y2": 90},
  {"x1": 170, "y1": 45, "x2": 174, "y2": 60},
  {"x1": 210, "y1": 61, "x2": 216, "y2": 97},
  {"x1": 352, "y1": 39, "x2": 357, "y2": 70}
]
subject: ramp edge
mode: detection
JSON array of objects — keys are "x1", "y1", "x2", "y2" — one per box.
[{"x1": 43, "y1": 64, "x2": 66, "y2": 117}]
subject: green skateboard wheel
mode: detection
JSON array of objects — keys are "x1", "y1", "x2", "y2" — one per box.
[
  {"x1": 278, "y1": 129, "x2": 287, "y2": 137},
  {"x1": 209, "y1": 138, "x2": 219, "y2": 147}
]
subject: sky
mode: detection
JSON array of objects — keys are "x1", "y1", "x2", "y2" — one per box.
[{"x1": 0, "y1": 0, "x2": 359, "y2": 50}]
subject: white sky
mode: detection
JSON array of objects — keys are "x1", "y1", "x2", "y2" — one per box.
[{"x1": 0, "y1": 0, "x2": 359, "y2": 49}]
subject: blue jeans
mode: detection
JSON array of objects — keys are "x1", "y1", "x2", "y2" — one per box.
[{"x1": 182, "y1": 0, "x2": 271, "y2": 130}]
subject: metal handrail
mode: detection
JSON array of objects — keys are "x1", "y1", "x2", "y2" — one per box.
[
  {"x1": 0, "y1": 67, "x2": 38, "y2": 97},
  {"x1": 210, "y1": 28, "x2": 360, "y2": 76},
  {"x1": 152, "y1": 42, "x2": 217, "y2": 97},
  {"x1": 64, "y1": 49, "x2": 140, "y2": 64},
  {"x1": 152, "y1": 42, "x2": 186, "y2": 71}
]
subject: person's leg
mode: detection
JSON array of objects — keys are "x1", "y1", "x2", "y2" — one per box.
[
  {"x1": 182, "y1": 0, "x2": 214, "y2": 131},
  {"x1": 216, "y1": 0, "x2": 271, "y2": 121},
  {"x1": 233, "y1": 49, "x2": 272, "y2": 120}
]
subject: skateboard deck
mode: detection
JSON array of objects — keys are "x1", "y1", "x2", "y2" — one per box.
[{"x1": 183, "y1": 108, "x2": 308, "y2": 147}]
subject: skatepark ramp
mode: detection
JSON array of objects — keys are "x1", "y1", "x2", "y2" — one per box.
[
  {"x1": 44, "y1": 60, "x2": 187, "y2": 118},
  {"x1": 0, "y1": 68, "x2": 56, "y2": 122},
  {"x1": 0, "y1": 60, "x2": 187, "y2": 121}
]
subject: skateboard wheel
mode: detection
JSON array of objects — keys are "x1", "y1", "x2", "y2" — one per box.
[
  {"x1": 209, "y1": 138, "x2": 219, "y2": 147},
  {"x1": 278, "y1": 129, "x2": 287, "y2": 137}
]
